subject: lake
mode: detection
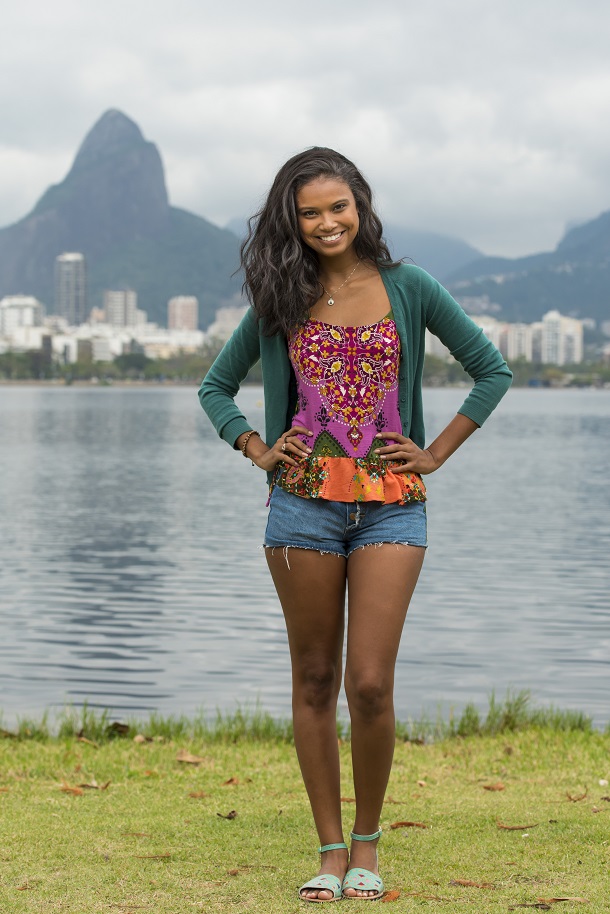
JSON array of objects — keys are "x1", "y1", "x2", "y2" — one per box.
[{"x1": 0, "y1": 384, "x2": 608, "y2": 728}]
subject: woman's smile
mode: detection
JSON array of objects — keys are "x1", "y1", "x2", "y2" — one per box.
[
  {"x1": 297, "y1": 176, "x2": 359, "y2": 259},
  {"x1": 317, "y1": 230, "x2": 346, "y2": 244}
]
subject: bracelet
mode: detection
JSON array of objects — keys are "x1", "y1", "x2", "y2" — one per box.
[{"x1": 241, "y1": 430, "x2": 260, "y2": 462}]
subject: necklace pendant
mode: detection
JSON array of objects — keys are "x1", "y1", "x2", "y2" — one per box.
[{"x1": 327, "y1": 297, "x2": 335, "y2": 306}]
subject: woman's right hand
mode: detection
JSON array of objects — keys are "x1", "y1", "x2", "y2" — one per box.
[{"x1": 250, "y1": 426, "x2": 313, "y2": 472}]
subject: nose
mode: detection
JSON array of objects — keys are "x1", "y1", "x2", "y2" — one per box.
[{"x1": 318, "y1": 211, "x2": 338, "y2": 231}]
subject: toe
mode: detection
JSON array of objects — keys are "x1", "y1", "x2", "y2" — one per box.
[{"x1": 301, "y1": 888, "x2": 333, "y2": 901}]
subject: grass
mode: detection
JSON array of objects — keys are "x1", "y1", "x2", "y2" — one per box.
[
  {"x1": 1, "y1": 726, "x2": 609, "y2": 912},
  {"x1": 0, "y1": 691, "x2": 602, "y2": 746},
  {"x1": 0, "y1": 694, "x2": 609, "y2": 912}
]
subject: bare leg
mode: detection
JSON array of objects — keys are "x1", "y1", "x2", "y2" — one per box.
[
  {"x1": 343, "y1": 544, "x2": 425, "y2": 897},
  {"x1": 265, "y1": 547, "x2": 348, "y2": 901}
]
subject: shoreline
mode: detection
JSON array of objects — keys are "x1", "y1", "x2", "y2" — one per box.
[
  {"x1": 2, "y1": 378, "x2": 610, "y2": 391},
  {"x1": 2, "y1": 692, "x2": 606, "y2": 743}
]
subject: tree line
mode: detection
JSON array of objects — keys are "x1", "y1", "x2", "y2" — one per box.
[{"x1": 1, "y1": 346, "x2": 609, "y2": 387}]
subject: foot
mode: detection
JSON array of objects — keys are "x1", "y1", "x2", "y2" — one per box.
[
  {"x1": 300, "y1": 847, "x2": 349, "y2": 902},
  {"x1": 342, "y1": 836, "x2": 381, "y2": 899}
]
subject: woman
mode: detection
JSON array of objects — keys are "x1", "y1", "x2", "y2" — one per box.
[{"x1": 199, "y1": 147, "x2": 512, "y2": 901}]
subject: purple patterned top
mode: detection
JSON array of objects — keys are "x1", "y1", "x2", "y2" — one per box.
[{"x1": 273, "y1": 314, "x2": 427, "y2": 504}]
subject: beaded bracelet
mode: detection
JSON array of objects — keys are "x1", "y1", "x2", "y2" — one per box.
[{"x1": 241, "y1": 430, "x2": 260, "y2": 463}]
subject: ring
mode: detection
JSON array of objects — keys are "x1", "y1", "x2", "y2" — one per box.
[{"x1": 281, "y1": 442, "x2": 286, "y2": 452}]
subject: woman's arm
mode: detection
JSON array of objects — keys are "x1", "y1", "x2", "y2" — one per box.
[
  {"x1": 424, "y1": 273, "x2": 513, "y2": 427},
  {"x1": 198, "y1": 309, "x2": 261, "y2": 447},
  {"x1": 375, "y1": 267, "x2": 511, "y2": 473},
  {"x1": 236, "y1": 425, "x2": 313, "y2": 472},
  {"x1": 374, "y1": 413, "x2": 479, "y2": 474}
]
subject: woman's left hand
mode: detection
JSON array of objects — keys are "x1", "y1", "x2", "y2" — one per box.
[{"x1": 373, "y1": 432, "x2": 439, "y2": 475}]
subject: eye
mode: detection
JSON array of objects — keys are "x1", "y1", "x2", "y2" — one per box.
[
  {"x1": 333, "y1": 202, "x2": 347, "y2": 211},
  {"x1": 300, "y1": 209, "x2": 317, "y2": 218}
]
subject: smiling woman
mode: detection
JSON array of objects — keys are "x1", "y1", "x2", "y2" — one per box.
[
  {"x1": 296, "y1": 178, "x2": 361, "y2": 304},
  {"x1": 297, "y1": 179, "x2": 360, "y2": 254},
  {"x1": 239, "y1": 148, "x2": 399, "y2": 339},
  {"x1": 199, "y1": 146, "x2": 512, "y2": 902}
]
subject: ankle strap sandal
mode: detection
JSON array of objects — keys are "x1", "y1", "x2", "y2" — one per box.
[
  {"x1": 299, "y1": 842, "x2": 348, "y2": 903},
  {"x1": 342, "y1": 829, "x2": 384, "y2": 900},
  {"x1": 350, "y1": 829, "x2": 382, "y2": 842}
]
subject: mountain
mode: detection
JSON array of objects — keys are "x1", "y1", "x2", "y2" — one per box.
[
  {"x1": 383, "y1": 225, "x2": 482, "y2": 281},
  {"x1": 4, "y1": 111, "x2": 608, "y2": 328},
  {"x1": 225, "y1": 218, "x2": 482, "y2": 281},
  {"x1": 444, "y1": 210, "x2": 610, "y2": 323},
  {"x1": 0, "y1": 110, "x2": 241, "y2": 328}
]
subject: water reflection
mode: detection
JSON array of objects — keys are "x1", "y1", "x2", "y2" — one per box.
[{"x1": 0, "y1": 386, "x2": 608, "y2": 727}]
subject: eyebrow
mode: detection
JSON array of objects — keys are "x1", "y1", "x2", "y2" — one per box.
[{"x1": 298, "y1": 198, "x2": 350, "y2": 211}]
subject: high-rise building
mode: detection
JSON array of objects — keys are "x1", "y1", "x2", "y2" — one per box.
[
  {"x1": 205, "y1": 305, "x2": 248, "y2": 341},
  {"x1": 55, "y1": 253, "x2": 86, "y2": 325},
  {"x1": 104, "y1": 290, "x2": 139, "y2": 327},
  {"x1": 0, "y1": 295, "x2": 45, "y2": 335},
  {"x1": 168, "y1": 296, "x2": 198, "y2": 331},
  {"x1": 539, "y1": 310, "x2": 583, "y2": 365},
  {"x1": 502, "y1": 323, "x2": 534, "y2": 362}
]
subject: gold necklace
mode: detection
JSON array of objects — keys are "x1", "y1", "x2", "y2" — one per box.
[{"x1": 322, "y1": 260, "x2": 360, "y2": 306}]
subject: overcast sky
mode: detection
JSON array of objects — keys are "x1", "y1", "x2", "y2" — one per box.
[{"x1": 2, "y1": 0, "x2": 610, "y2": 258}]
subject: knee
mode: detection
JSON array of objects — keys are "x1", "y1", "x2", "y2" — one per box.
[
  {"x1": 345, "y1": 675, "x2": 392, "y2": 721},
  {"x1": 295, "y1": 664, "x2": 339, "y2": 713}
]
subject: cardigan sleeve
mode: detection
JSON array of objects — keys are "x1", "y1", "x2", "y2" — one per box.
[
  {"x1": 198, "y1": 308, "x2": 261, "y2": 447},
  {"x1": 422, "y1": 270, "x2": 512, "y2": 427}
]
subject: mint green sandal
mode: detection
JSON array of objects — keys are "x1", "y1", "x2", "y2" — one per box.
[
  {"x1": 342, "y1": 829, "x2": 384, "y2": 900},
  {"x1": 299, "y1": 842, "x2": 348, "y2": 903}
]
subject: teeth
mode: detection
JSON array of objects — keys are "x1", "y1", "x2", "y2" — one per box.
[{"x1": 320, "y1": 232, "x2": 342, "y2": 241}]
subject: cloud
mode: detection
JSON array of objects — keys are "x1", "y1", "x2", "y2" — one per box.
[{"x1": 2, "y1": 0, "x2": 610, "y2": 256}]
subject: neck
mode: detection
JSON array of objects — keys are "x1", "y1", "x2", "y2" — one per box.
[{"x1": 318, "y1": 253, "x2": 361, "y2": 285}]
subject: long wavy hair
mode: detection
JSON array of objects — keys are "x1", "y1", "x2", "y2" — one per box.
[{"x1": 240, "y1": 147, "x2": 398, "y2": 337}]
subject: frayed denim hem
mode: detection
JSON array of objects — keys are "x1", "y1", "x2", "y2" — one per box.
[
  {"x1": 261, "y1": 540, "x2": 426, "y2": 570},
  {"x1": 261, "y1": 544, "x2": 343, "y2": 570}
]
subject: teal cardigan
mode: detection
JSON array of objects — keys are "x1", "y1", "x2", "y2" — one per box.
[{"x1": 198, "y1": 264, "x2": 512, "y2": 481}]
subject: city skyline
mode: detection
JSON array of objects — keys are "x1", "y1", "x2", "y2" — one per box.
[{"x1": 1, "y1": 283, "x2": 590, "y2": 368}]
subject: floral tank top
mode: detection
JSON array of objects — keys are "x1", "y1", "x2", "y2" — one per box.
[{"x1": 273, "y1": 314, "x2": 427, "y2": 504}]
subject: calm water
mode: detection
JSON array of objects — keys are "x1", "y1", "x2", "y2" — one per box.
[{"x1": 0, "y1": 385, "x2": 608, "y2": 728}]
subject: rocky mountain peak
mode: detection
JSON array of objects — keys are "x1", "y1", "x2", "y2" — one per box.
[
  {"x1": 31, "y1": 108, "x2": 169, "y2": 244},
  {"x1": 69, "y1": 109, "x2": 147, "y2": 175},
  {"x1": 556, "y1": 209, "x2": 610, "y2": 258},
  {"x1": 0, "y1": 110, "x2": 240, "y2": 326}
]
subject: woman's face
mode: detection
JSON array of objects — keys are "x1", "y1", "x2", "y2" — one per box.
[{"x1": 295, "y1": 177, "x2": 359, "y2": 261}]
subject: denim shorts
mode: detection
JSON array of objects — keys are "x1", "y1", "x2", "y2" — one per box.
[{"x1": 263, "y1": 486, "x2": 427, "y2": 558}]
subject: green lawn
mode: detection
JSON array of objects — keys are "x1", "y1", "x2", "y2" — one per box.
[{"x1": 1, "y1": 726, "x2": 608, "y2": 912}]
